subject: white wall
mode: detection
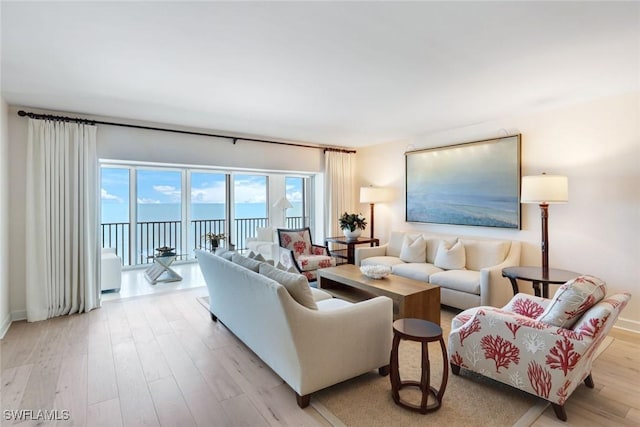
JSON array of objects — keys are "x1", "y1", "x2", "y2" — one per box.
[
  {"x1": 0, "y1": 99, "x2": 10, "y2": 337},
  {"x1": 7, "y1": 105, "x2": 325, "y2": 319},
  {"x1": 356, "y1": 92, "x2": 640, "y2": 331}
]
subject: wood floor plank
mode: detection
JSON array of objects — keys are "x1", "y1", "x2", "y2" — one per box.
[
  {"x1": 86, "y1": 398, "x2": 123, "y2": 427},
  {"x1": 155, "y1": 333, "x2": 211, "y2": 396},
  {"x1": 112, "y1": 340, "x2": 159, "y2": 426},
  {"x1": 1, "y1": 364, "x2": 34, "y2": 412},
  {"x1": 192, "y1": 348, "x2": 244, "y2": 402},
  {"x1": 220, "y1": 394, "x2": 270, "y2": 427},
  {"x1": 148, "y1": 376, "x2": 197, "y2": 427},
  {"x1": 87, "y1": 320, "x2": 118, "y2": 405},
  {"x1": 53, "y1": 354, "x2": 87, "y2": 426},
  {"x1": 183, "y1": 389, "x2": 235, "y2": 427}
]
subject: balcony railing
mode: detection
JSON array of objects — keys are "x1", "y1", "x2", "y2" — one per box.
[{"x1": 101, "y1": 216, "x2": 308, "y2": 266}]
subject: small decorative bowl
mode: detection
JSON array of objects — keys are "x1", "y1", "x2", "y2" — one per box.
[{"x1": 360, "y1": 264, "x2": 392, "y2": 279}]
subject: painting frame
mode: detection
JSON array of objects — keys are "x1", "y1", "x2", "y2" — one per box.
[{"x1": 405, "y1": 134, "x2": 521, "y2": 229}]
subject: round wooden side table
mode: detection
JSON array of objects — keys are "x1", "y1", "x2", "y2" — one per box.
[{"x1": 390, "y1": 318, "x2": 448, "y2": 414}]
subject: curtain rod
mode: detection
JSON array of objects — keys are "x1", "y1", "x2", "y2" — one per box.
[{"x1": 17, "y1": 110, "x2": 357, "y2": 154}]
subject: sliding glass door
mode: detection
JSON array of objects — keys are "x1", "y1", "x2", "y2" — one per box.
[{"x1": 100, "y1": 163, "x2": 313, "y2": 266}]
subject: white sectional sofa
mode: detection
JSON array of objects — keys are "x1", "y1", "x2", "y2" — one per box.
[
  {"x1": 356, "y1": 231, "x2": 521, "y2": 310},
  {"x1": 195, "y1": 249, "x2": 393, "y2": 408}
]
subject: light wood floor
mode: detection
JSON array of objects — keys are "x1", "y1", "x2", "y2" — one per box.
[{"x1": 1, "y1": 286, "x2": 638, "y2": 426}]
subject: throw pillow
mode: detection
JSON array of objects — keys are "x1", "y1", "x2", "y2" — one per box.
[
  {"x1": 276, "y1": 262, "x2": 298, "y2": 273},
  {"x1": 460, "y1": 239, "x2": 510, "y2": 271},
  {"x1": 214, "y1": 248, "x2": 235, "y2": 261},
  {"x1": 434, "y1": 240, "x2": 466, "y2": 270},
  {"x1": 399, "y1": 234, "x2": 427, "y2": 263},
  {"x1": 247, "y1": 251, "x2": 257, "y2": 259},
  {"x1": 231, "y1": 253, "x2": 262, "y2": 272},
  {"x1": 537, "y1": 275, "x2": 607, "y2": 328},
  {"x1": 253, "y1": 253, "x2": 267, "y2": 262},
  {"x1": 259, "y1": 263, "x2": 318, "y2": 310}
]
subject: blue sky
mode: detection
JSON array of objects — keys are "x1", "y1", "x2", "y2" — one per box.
[{"x1": 101, "y1": 168, "x2": 303, "y2": 205}]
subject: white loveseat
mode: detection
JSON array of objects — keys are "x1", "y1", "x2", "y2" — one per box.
[
  {"x1": 195, "y1": 249, "x2": 393, "y2": 407},
  {"x1": 356, "y1": 231, "x2": 521, "y2": 310}
]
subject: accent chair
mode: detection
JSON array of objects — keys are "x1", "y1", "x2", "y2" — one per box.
[
  {"x1": 448, "y1": 275, "x2": 630, "y2": 421},
  {"x1": 277, "y1": 227, "x2": 336, "y2": 281}
]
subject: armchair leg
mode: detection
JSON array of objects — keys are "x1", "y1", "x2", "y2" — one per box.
[
  {"x1": 551, "y1": 403, "x2": 567, "y2": 421},
  {"x1": 296, "y1": 393, "x2": 311, "y2": 408},
  {"x1": 584, "y1": 374, "x2": 595, "y2": 388},
  {"x1": 378, "y1": 365, "x2": 390, "y2": 376},
  {"x1": 450, "y1": 363, "x2": 461, "y2": 375},
  {"x1": 210, "y1": 312, "x2": 217, "y2": 322}
]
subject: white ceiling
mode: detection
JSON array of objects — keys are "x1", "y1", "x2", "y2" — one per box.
[{"x1": 1, "y1": 1, "x2": 638, "y2": 148}]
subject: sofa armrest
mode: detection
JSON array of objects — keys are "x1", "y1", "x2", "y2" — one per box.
[
  {"x1": 479, "y1": 241, "x2": 521, "y2": 308},
  {"x1": 288, "y1": 296, "x2": 393, "y2": 394},
  {"x1": 311, "y1": 244, "x2": 330, "y2": 256},
  {"x1": 355, "y1": 244, "x2": 388, "y2": 266}
]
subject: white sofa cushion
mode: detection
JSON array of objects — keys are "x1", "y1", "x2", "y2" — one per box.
[
  {"x1": 361, "y1": 256, "x2": 406, "y2": 268},
  {"x1": 392, "y1": 263, "x2": 443, "y2": 282},
  {"x1": 461, "y1": 239, "x2": 510, "y2": 270},
  {"x1": 399, "y1": 234, "x2": 426, "y2": 263},
  {"x1": 259, "y1": 263, "x2": 318, "y2": 310},
  {"x1": 429, "y1": 270, "x2": 481, "y2": 295},
  {"x1": 387, "y1": 231, "x2": 406, "y2": 257},
  {"x1": 434, "y1": 240, "x2": 466, "y2": 270},
  {"x1": 316, "y1": 298, "x2": 353, "y2": 311},
  {"x1": 232, "y1": 253, "x2": 262, "y2": 272}
]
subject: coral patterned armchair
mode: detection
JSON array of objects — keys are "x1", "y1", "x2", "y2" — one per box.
[
  {"x1": 448, "y1": 275, "x2": 630, "y2": 421},
  {"x1": 277, "y1": 227, "x2": 336, "y2": 281}
]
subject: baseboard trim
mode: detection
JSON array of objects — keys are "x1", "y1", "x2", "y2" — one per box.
[
  {"x1": 0, "y1": 312, "x2": 11, "y2": 339},
  {"x1": 615, "y1": 316, "x2": 640, "y2": 334},
  {"x1": 11, "y1": 309, "x2": 26, "y2": 322},
  {"x1": 0, "y1": 313, "x2": 11, "y2": 340}
]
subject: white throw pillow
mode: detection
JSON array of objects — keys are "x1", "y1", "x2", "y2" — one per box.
[
  {"x1": 276, "y1": 262, "x2": 298, "y2": 273},
  {"x1": 259, "y1": 263, "x2": 318, "y2": 310},
  {"x1": 399, "y1": 234, "x2": 427, "y2": 263},
  {"x1": 434, "y1": 240, "x2": 466, "y2": 270},
  {"x1": 231, "y1": 253, "x2": 262, "y2": 272}
]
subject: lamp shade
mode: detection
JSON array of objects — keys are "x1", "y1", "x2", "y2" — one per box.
[
  {"x1": 273, "y1": 196, "x2": 293, "y2": 210},
  {"x1": 521, "y1": 174, "x2": 568, "y2": 204},
  {"x1": 360, "y1": 186, "x2": 393, "y2": 204}
]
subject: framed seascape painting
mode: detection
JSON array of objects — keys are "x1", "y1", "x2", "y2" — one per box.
[{"x1": 405, "y1": 134, "x2": 521, "y2": 229}]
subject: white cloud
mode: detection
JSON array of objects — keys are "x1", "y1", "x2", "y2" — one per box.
[
  {"x1": 191, "y1": 181, "x2": 226, "y2": 203},
  {"x1": 286, "y1": 190, "x2": 303, "y2": 202},
  {"x1": 137, "y1": 197, "x2": 160, "y2": 204},
  {"x1": 101, "y1": 188, "x2": 123, "y2": 202},
  {"x1": 153, "y1": 185, "x2": 181, "y2": 200},
  {"x1": 234, "y1": 178, "x2": 267, "y2": 203}
]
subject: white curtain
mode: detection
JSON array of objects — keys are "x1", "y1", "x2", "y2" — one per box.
[
  {"x1": 25, "y1": 119, "x2": 100, "y2": 321},
  {"x1": 324, "y1": 150, "x2": 356, "y2": 238}
]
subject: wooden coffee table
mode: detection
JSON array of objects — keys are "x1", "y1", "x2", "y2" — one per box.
[{"x1": 317, "y1": 265, "x2": 441, "y2": 325}]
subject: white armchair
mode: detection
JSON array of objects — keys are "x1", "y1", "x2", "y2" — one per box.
[{"x1": 101, "y1": 248, "x2": 122, "y2": 292}]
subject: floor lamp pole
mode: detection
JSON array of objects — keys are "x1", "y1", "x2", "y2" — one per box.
[
  {"x1": 369, "y1": 203, "x2": 375, "y2": 239},
  {"x1": 539, "y1": 203, "x2": 549, "y2": 278}
]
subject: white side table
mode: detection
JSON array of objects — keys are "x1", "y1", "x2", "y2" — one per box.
[{"x1": 144, "y1": 254, "x2": 182, "y2": 284}]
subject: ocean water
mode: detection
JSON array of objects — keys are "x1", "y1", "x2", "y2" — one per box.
[
  {"x1": 406, "y1": 193, "x2": 519, "y2": 228},
  {"x1": 101, "y1": 202, "x2": 303, "y2": 223}
]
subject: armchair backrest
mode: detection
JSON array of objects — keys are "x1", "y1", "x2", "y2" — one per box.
[
  {"x1": 571, "y1": 293, "x2": 630, "y2": 341},
  {"x1": 277, "y1": 228, "x2": 313, "y2": 258}
]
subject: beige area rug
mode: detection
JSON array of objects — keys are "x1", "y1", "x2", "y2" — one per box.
[{"x1": 196, "y1": 296, "x2": 613, "y2": 426}]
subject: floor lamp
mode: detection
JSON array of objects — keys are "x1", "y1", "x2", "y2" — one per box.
[
  {"x1": 521, "y1": 173, "x2": 568, "y2": 277},
  {"x1": 273, "y1": 196, "x2": 293, "y2": 227},
  {"x1": 359, "y1": 186, "x2": 393, "y2": 239}
]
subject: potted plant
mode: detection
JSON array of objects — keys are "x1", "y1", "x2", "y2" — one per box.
[
  {"x1": 202, "y1": 232, "x2": 226, "y2": 250},
  {"x1": 339, "y1": 212, "x2": 367, "y2": 240}
]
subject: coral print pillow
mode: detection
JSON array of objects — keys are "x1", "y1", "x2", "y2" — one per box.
[{"x1": 537, "y1": 275, "x2": 607, "y2": 328}]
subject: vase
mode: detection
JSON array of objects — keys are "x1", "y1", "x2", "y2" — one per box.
[{"x1": 343, "y1": 229, "x2": 362, "y2": 240}]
